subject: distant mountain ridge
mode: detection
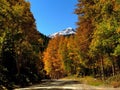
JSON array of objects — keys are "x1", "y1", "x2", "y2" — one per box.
[{"x1": 48, "y1": 27, "x2": 76, "y2": 38}]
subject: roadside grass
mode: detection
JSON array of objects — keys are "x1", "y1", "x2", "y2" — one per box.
[
  {"x1": 79, "y1": 76, "x2": 103, "y2": 86},
  {"x1": 62, "y1": 74, "x2": 120, "y2": 88},
  {"x1": 61, "y1": 75, "x2": 104, "y2": 86},
  {"x1": 105, "y1": 74, "x2": 120, "y2": 88}
]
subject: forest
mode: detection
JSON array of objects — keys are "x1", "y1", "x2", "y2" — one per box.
[{"x1": 0, "y1": 0, "x2": 120, "y2": 89}]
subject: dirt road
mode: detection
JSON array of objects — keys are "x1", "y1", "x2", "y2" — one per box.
[{"x1": 14, "y1": 79, "x2": 120, "y2": 90}]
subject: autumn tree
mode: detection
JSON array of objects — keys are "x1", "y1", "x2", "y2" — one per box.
[
  {"x1": 89, "y1": 0, "x2": 120, "y2": 79},
  {"x1": 58, "y1": 36, "x2": 72, "y2": 75},
  {"x1": 0, "y1": 0, "x2": 48, "y2": 88},
  {"x1": 43, "y1": 36, "x2": 65, "y2": 79},
  {"x1": 43, "y1": 35, "x2": 82, "y2": 78},
  {"x1": 62, "y1": 36, "x2": 81, "y2": 76},
  {"x1": 74, "y1": 0, "x2": 120, "y2": 80},
  {"x1": 75, "y1": 0, "x2": 98, "y2": 76}
]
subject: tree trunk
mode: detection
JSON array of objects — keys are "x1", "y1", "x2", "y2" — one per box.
[
  {"x1": 111, "y1": 56, "x2": 116, "y2": 76},
  {"x1": 112, "y1": 62, "x2": 115, "y2": 76},
  {"x1": 100, "y1": 56, "x2": 105, "y2": 80}
]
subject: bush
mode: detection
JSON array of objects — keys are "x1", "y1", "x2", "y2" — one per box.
[
  {"x1": 105, "y1": 74, "x2": 120, "y2": 88},
  {"x1": 111, "y1": 81, "x2": 120, "y2": 88},
  {"x1": 0, "y1": 85, "x2": 7, "y2": 90},
  {"x1": 0, "y1": 65, "x2": 15, "y2": 89}
]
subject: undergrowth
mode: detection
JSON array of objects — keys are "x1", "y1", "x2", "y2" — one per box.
[
  {"x1": 62, "y1": 74, "x2": 120, "y2": 88},
  {"x1": 105, "y1": 74, "x2": 120, "y2": 88}
]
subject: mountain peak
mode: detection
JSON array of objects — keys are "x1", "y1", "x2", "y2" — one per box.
[
  {"x1": 48, "y1": 27, "x2": 76, "y2": 38},
  {"x1": 64, "y1": 27, "x2": 73, "y2": 30}
]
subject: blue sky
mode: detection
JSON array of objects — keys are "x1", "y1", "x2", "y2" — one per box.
[{"x1": 28, "y1": 0, "x2": 78, "y2": 35}]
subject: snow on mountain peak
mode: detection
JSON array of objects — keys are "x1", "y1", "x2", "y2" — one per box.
[{"x1": 48, "y1": 27, "x2": 76, "y2": 38}]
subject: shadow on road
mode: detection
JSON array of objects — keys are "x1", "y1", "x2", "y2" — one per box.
[
  {"x1": 25, "y1": 79, "x2": 81, "y2": 90},
  {"x1": 39, "y1": 79, "x2": 81, "y2": 86},
  {"x1": 15, "y1": 79, "x2": 120, "y2": 90},
  {"x1": 15, "y1": 79, "x2": 82, "y2": 90}
]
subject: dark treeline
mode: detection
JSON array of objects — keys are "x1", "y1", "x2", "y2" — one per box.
[
  {"x1": 43, "y1": 0, "x2": 120, "y2": 80},
  {"x1": 0, "y1": 0, "x2": 49, "y2": 89}
]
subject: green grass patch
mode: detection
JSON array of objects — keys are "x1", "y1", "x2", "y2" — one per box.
[
  {"x1": 79, "y1": 76, "x2": 103, "y2": 86},
  {"x1": 62, "y1": 74, "x2": 120, "y2": 88},
  {"x1": 62, "y1": 75, "x2": 104, "y2": 86}
]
